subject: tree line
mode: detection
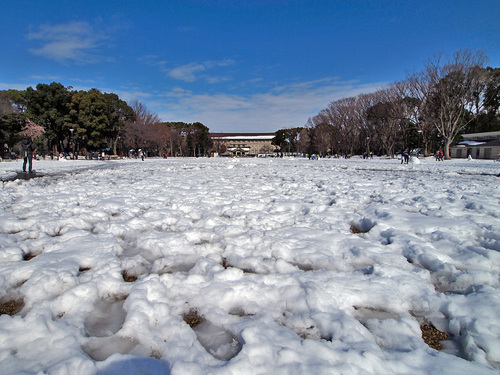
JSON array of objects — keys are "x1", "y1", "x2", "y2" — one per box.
[
  {"x1": 0, "y1": 82, "x2": 211, "y2": 159},
  {"x1": 2, "y1": 50, "x2": 499, "y2": 160},
  {"x1": 272, "y1": 50, "x2": 500, "y2": 159}
]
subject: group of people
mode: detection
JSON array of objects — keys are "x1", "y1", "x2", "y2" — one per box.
[
  {"x1": 14, "y1": 137, "x2": 500, "y2": 178},
  {"x1": 401, "y1": 150, "x2": 446, "y2": 164}
]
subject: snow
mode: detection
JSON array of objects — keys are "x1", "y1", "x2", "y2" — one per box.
[
  {"x1": 1, "y1": 156, "x2": 499, "y2": 374},
  {"x1": 458, "y1": 141, "x2": 485, "y2": 146}
]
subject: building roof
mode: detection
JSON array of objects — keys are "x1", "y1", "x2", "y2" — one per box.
[
  {"x1": 210, "y1": 132, "x2": 276, "y2": 140},
  {"x1": 458, "y1": 141, "x2": 485, "y2": 146},
  {"x1": 456, "y1": 139, "x2": 500, "y2": 147},
  {"x1": 462, "y1": 131, "x2": 500, "y2": 140}
]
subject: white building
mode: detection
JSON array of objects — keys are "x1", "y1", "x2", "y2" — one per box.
[
  {"x1": 209, "y1": 133, "x2": 276, "y2": 157},
  {"x1": 451, "y1": 131, "x2": 500, "y2": 159}
]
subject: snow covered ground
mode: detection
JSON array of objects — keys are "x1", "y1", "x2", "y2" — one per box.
[{"x1": 0, "y1": 156, "x2": 499, "y2": 374}]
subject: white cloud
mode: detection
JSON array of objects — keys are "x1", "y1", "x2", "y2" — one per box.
[
  {"x1": 0, "y1": 82, "x2": 35, "y2": 91},
  {"x1": 168, "y1": 60, "x2": 235, "y2": 83},
  {"x1": 29, "y1": 74, "x2": 61, "y2": 81},
  {"x1": 26, "y1": 21, "x2": 109, "y2": 64},
  {"x1": 152, "y1": 78, "x2": 387, "y2": 132},
  {"x1": 169, "y1": 63, "x2": 207, "y2": 82},
  {"x1": 1, "y1": 75, "x2": 386, "y2": 135}
]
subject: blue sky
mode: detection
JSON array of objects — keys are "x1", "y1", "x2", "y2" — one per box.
[{"x1": 1, "y1": 0, "x2": 499, "y2": 133}]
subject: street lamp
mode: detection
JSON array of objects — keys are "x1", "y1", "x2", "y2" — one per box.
[
  {"x1": 417, "y1": 130, "x2": 422, "y2": 158},
  {"x1": 69, "y1": 128, "x2": 74, "y2": 159}
]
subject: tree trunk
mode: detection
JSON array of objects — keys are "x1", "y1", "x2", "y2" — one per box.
[
  {"x1": 444, "y1": 138, "x2": 452, "y2": 160},
  {"x1": 112, "y1": 137, "x2": 118, "y2": 156}
]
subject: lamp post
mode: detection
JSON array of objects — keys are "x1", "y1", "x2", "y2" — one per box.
[
  {"x1": 417, "y1": 130, "x2": 422, "y2": 158},
  {"x1": 69, "y1": 128, "x2": 74, "y2": 159}
]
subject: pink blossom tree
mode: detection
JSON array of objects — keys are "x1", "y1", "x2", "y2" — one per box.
[{"x1": 21, "y1": 119, "x2": 45, "y2": 140}]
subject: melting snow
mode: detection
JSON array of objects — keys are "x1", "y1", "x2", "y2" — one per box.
[{"x1": 0, "y1": 156, "x2": 499, "y2": 374}]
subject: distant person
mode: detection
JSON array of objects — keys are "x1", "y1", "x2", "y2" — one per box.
[
  {"x1": 401, "y1": 150, "x2": 409, "y2": 164},
  {"x1": 21, "y1": 136, "x2": 35, "y2": 173}
]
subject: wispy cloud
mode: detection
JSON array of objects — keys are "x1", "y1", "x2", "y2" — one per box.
[
  {"x1": 168, "y1": 60, "x2": 235, "y2": 83},
  {"x1": 151, "y1": 78, "x2": 386, "y2": 132},
  {"x1": 26, "y1": 21, "x2": 110, "y2": 64},
  {"x1": 29, "y1": 74, "x2": 61, "y2": 81},
  {"x1": 1, "y1": 75, "x2": 386, "y2": 134},
  {"x1": 169, "y1": 63, "x2": 206, "y2": 82}
]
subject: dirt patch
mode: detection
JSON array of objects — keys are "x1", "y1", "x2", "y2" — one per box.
[
  {"x1": 229, "y1": 307, "x2": 255, "y2": 317},
  {"x1": 291, "y1": 262, "x2": 315, "y2": 272},
  {"x1": 182, "y1": 309, "x2": 204, "y2": 328},
  {"x1": 420, "y1": 323, "x2": 448, "y2": 350},
  {"x1": 221, "y1": 258, "x2": 257, "y2": 274},
  {"x1": 350, "y1": 225, "x2": 363, "y2": 234},
  {"x1": 122, "y1": 270, "x2": 138, "y2": 282},
  {"x1": 23, "y1": 252, "x2": 37, "y2": 261},
  {"x1": 0, "y1": 299, "x2": 24, "y2": 316}
]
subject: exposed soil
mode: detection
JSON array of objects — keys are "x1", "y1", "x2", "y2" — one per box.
[
  {"x1": 122, "y1": 270, "x2": 138, "y2": 282},
  {"x1": 183, "y1": 309, "x2": 204, "y2": 328},
  {"x1": 23, "y1": 252, "x2": 37, "y2": 261},
  {"x1": 420, "y1": 323, "x2": 448, "y2": 350},
  {"x1": 0, "y1": 299, "x2": 24, "y2": 316},
  {"x1": 350, "y1": 225, "x2": 363, "y2": 234}
]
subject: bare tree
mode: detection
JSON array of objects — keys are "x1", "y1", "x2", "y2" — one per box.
[
  {"x1": 396, "y1": 78, "x2": 435, "y2": 156},
  {"x1": 296, "y1": 128, "x2": 311, "y2": 155},
  {"x1": 323, "y1": 96, "x2": 361, "y2": 156},
  {"x1": 0, "y1": 91, "x2": 17, "y2": 117},
  {"x1": 298, "y1": 50, "x2": 491, "y2": 159},
  {"x1": 124, "y1": 100, "x2": 161, "y2": 154},
  {"x1": 355, "y1": 93, "x2": 379, "y2": 155},
  {"x1": 366, "y1": 87, "x2": 408, "y2": 157},
  {"x1": 424, "y1": 50, "x2": 488, "y2": 159},
  {"x1": 312, "y1": 121, "x2": 334, "y2": 156}
]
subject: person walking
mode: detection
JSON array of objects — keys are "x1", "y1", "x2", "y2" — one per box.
[{"x1": 21, "y1": 136, "x2": 35, "y2": 173}]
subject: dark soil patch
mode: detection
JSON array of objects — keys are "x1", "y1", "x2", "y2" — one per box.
[
  {"x1": 420, "y1": 323, "x2": 448, "y2": 350},
  {"x1": 183, "y1": 309, "x2": 204, "y2": 328},
  {"x1": 350, "y1": 225, "x2": 363, "y2": 234},
  {"x1": 23, "y1": 252, "x2": 37, "y2": 261},
  {"x1": 78, "y1": 267, "x2": 91, "y2": 277},
  {"x1": 229, "y1": 307, "x2": 255, "y2": 317},
  {"x1": 221, "y1": 258, "x2": 257, "y2": 274},
  {"x1": 350, "y1": 218, "x2": 376, "y2": 234},
  {"x1": 291, "y1": 263, "x2": 315, "y2": 272},
  {"x1": 122, "y1": 270, "x2": 138, "y2": 282},
  {"x1": 0, "y1": 299, "x2": 24, "y2": 316}
]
